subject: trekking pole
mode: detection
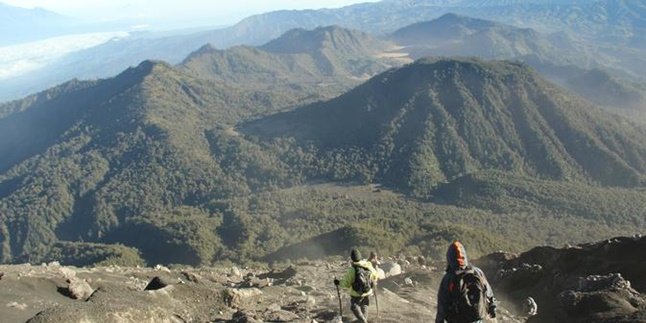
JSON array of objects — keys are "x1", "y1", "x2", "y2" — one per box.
[
  {"x1": 374, "y1": 281, "x2": 380, "y2": 321},
  {"x1": 334, "y1": 276, "x2": 343, "y2": 319}
]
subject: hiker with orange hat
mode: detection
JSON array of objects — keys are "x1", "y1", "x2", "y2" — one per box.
[{"x1": 435, "y1": 241, "x2": 497, "y2": 323}]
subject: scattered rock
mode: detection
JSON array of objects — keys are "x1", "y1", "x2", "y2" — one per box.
[
  {"x1": 231, "y1": 266, "x2": 243, "y2": 278},
  {"x1": 241, "y1": 276, "x2": 272, "y2": 289},
  {"x1": 305, "y1": 296, "x2": 317, "y2": 307},
  {"x1": 263, "y1": 309, "x2": 300, "y2": 321},
  {"x1": 181, "y1": 271, "x2": 201, "y2": 283},
  {"x1": 153, "y1": 264, "x2": 171, "y2": 273},
  {"x1": 417, "y1": 256, "x2": 426, "y2": 266},
  {"x1": 258, "y1": 266, "x2": 298, "y2": 286},
  {"x1": 6, "y1": 302, "x2": 28, "y2": 310},
  {"x1": 495, "y1": 263, "x2": 544, "y2": 288},
  {"x1": 0, "y1": 272, "x2": 4, "y2": 280},
  {"x1": 380, "y1": 262, "x2": 402, "y2": 277},
  {"x1": 398, "y1": 259, "x2": 411, "y2": 267},
  {"x1": 566, "y1": 273, "x2": 643, "y2": 309},
  {"x1": 404, "y1": 277, "x2": 414, "y2": 286},
  {"x1": 269, "y1": 266, "x2": 298, "y2": 280},
  {"x1": 58, "y1": 267, "x2": 76, "y2": 280},
  {"x1": 47, "y1": 261, "x2": 61, "y2": 267},
  {"x1": 231, "y1": 310, "x2": 262, "y2": 323},
  {"x1": 297, "y1": 285, "x2": 316, "y2": 293},
  {"x1": 577, "y1": 273, "x2": 633, "y2": 293},
  {"x1": 66, "y1": 277, "x2": 94, "y2": 300},
  {"x1": 223, "y1": 288, "x2": 263, "y2": 308}
]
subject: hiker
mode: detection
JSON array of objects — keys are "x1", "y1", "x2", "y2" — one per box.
[
  {"x1": 334, "y1": 249, "x2": 379, "y2": 323},
  {"x1": 435, "y1": 241, "x2": 497, "y2": 323},
  {"x1": 523, "y1": 297, "x2": 538, "y2": 317},
  {"x1": 369, "y1": 251, "x2": 381, "y2": 269}
]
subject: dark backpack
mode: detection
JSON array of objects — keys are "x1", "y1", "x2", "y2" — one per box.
[
  {"x1": 447, "y1": 266, "x2": 488, "y2": 323},
  {"x1": 352, "y1": 265, "x2": 373, "y2": 294}
]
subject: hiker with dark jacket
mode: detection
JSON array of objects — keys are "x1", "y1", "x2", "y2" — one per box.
[
  {"x1": 334, "y1": 249, "x2": 379, "y2": 323},
  {"x1": 436, "y1": 241, "x2": 497, "y2": 323}
]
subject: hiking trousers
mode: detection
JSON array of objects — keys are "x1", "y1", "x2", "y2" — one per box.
[{"x1": 350, "y1": 296, "x2": 369, "y2": 323}]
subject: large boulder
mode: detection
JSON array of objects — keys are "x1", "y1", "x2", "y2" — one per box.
[
  {"x1": 65, "y1": 277, "x2": 94, "y2": 300},
  {"x1": 376, "y1": 268, "x2": 386, "y2": 280},
  {"x1": 223, "y1": 288, "x2": 263, "y2": 308},
  {"x1": 577, "y1": 273, "x2": 634, "y2": 292},
  {"x1": 144, "y1": 276, "x2": 178, "y2": 291},
  {"x1": 380, "y1": 262, "x2": 402, "y2": 277},
  {"x1": 557, "y1": 273, "x2": 644, "y2": 322},
  {"x1": 488, "y1": 236, "x2": 646, "y2": 323},
  {"x1": 495, "y1": 263, "x2": 544, "y2": 290}
]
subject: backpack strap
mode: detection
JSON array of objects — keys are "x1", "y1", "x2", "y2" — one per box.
[{"x1": 353, "y1": 264, "x2": 374, "y2": 291}]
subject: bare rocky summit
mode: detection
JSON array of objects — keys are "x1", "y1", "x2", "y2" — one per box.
[
  {"x1": 0, "y1": 236, "x2": 643, "y2": 323},
  {"x1": 478, "y1": 235, "x2": 646, "y2": 323}
]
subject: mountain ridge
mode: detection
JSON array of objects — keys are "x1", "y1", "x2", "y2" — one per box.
[
  {"x1": 389, "y1": 13, "x2": 646, "y2": 111},
  {"x1": 243, "y1": 57, "x2": 646, "y2": 193},
  {"x1": 0, "y1": 53, "x2": 644, "y2": 268},
  {"x1": 3, "y1": 0, "x2": 645, "y2": 102}
]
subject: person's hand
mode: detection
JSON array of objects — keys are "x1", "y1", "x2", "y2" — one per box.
[{"x1": 334, "y1": 278, "x2": 340, "y2": 286}]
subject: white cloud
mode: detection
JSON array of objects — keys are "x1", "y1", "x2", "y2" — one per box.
[
  {"x1": 0, "y1": 1, "x2": 380, "y2": 79},
  {"x1": 0, "y1": 31, "x2": 129, "y2": 79}
]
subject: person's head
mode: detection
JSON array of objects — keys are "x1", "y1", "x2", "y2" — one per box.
[
  {"x1": 369, "y1": 251, "x2": 377, "y2": 260},
  {"x1": 446, "y1": 240, "x2": 469, "y2": 270},
  {"x1": 351, "y1": 249, "x2": 362, "y2": 262}
]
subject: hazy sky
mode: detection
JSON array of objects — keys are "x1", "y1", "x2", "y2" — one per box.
[{"x1": 4, "y1": 0, "x2": 380, "y2": 24}]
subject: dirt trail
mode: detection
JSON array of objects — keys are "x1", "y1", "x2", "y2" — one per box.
[{"x1": 0, "y1": 260, "x2": 525, "y2": 323}]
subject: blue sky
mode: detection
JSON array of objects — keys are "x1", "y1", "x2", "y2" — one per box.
[{"x1": 4, "y1": 0, "x2": 380, "y2": 25}]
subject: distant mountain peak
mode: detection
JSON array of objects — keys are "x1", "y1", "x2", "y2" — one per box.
[
  {"x1": 194, "y1": 43, "x2": 219, "y2": 54},
  {"x1": 181, "y1": 43, "x2": 222, "y2": 63},
  {"x1": 259, "y1": 25, "x2": 391, "y2": 56},
  {"x1": 119, "y1": 60, "x2": 174, "y2": 80},
  {"x1": 393, "y1": 12, "x2": 500, "y2": 44},
  {"x1": 436, "y1": 12, "x2": 465, "y2": 21}
]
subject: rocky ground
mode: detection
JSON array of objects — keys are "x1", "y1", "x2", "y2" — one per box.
[
  {"x1": 0, "y1": 260, "x2": 526, "y2": 323},
  {"x1": 0, "y1": 236, "x2": 643, "y2": 323},
  {"x1": 480, "y1": 235, "x2": 646, "y2": 323}
]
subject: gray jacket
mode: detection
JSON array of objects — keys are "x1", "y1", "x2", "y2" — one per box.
[{"x1": 435, "y1": 242, "x2": 495, "y2": 323}]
